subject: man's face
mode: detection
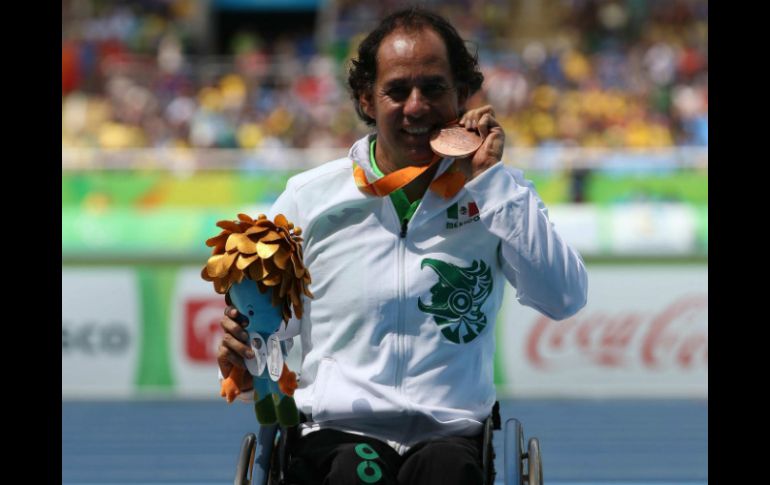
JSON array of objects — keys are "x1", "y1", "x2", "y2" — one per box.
[{"x1": 360, "y1": 27, "x2": 467, "y2": 170}]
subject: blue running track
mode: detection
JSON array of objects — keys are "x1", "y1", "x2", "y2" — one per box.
[{"x1": 62, "y1": 399, "x2": 707, "y2": 484}]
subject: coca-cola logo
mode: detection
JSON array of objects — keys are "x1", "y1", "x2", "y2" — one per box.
[
  {"x1": 526, "y1": 295, "x2": 707, "y2": 370},
  {"x1": 185, "y1": 298, "x2": 227, "y2": 363}
]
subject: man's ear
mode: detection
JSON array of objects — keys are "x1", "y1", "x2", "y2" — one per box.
[{"x1": 359, "y1": 91, "x2": 375, "y2": 119}]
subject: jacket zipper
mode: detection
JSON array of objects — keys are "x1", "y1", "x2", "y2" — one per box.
[{"x1": 395, "y1": 218, "x2": 407, "y2": 393}]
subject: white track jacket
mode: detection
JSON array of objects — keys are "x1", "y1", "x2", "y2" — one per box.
[{"x1": 268, "y1": 134, "x2": 588, "y2": 453}]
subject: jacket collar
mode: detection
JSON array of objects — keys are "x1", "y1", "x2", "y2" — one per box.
[{"x1": 348, "y1": 133, "x2": 457, "y2": 182}]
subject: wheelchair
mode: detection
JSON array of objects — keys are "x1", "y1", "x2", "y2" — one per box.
[{"x1": 233, "y1": 402, "x2": 543, "y2": 485}]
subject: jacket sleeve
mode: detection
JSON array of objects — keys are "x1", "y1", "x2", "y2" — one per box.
[
  {"x1": 267, "y1": 178, "x2": 304, "y2": 340},
  {"x1": 463, "y1": 162, "x2": 588, "y2": 320}
]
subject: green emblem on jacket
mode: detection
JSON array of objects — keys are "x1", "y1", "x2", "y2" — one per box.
[{"x1": 418, "y1": 258, "x2": 493, "y2": 343}]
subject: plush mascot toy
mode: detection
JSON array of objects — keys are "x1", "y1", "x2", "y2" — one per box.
[{"x1": 201, "y1": 213, "x2": 312, "y2": 426}]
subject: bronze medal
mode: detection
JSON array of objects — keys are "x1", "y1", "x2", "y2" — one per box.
[{"x1": 430, "y1": 125, "x2": 483, "y2": 158}]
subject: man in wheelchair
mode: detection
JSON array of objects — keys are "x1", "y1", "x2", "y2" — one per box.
[{"x1": 218, "y1": 7, "x2": 588, "y2": 485}]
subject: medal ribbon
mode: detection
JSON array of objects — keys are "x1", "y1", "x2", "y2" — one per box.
[{"x1": 353, "y1": 154, "x2": 467, "y2": 199}]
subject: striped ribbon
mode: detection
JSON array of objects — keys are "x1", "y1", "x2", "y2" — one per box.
[{"x1": 353, "y1": 155, "x2": 467, "y2": 199}]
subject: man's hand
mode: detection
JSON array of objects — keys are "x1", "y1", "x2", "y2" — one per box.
[
  {"x1": 458, "y1": 105, "x2": 505, "y2": 180},
  {"x1": 218, "y1": 305, "x2": 254, "y2": 392}
]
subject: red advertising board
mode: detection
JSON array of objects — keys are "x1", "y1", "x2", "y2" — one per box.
[
  {"x1": 184, "y1": 298, "x2": 227, "y2": 363},
  {"x1": 498, "y1": 265, "x2": 708, "y2": 398}
]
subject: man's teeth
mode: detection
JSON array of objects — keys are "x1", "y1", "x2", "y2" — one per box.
[{"x1": 404, "y1": 127, "x2": 430, "y2": 135}]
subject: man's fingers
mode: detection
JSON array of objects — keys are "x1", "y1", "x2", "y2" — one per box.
[
  {"x1": 225, "y1": 305, "x2": 249, "y2": 328},
  {"x1": 222, "y1": 331, "x2": 254, "y2": 359},
  {"x1": 481, "y1": 126, "x2": 505, "y2": 158},
  {"x1": 217, "y1": 341, "x2": 252, "y2": 376},
  {"x1": 221, "y1": 314, "x2": 249, "y2": 343},
  {"x1": 217, "y1": 345, "x2": 254, "y2": 391},
  {"x1": 477, "y1": 113, "x2": 500, "y2": 138},
  {"x1": 459, "y1": 105, "x2": 495, "y2": 130},
  {"x1": 218, "y1": 305, "x2": 254, "y2": 381},
  {"x1": 469, "y1": 125, "x2": 505, "y2": 179}
]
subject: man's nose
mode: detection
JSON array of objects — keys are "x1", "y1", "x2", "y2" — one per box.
[{"x1": 404, "y1": 87, "x2": 429, "y2": 118}]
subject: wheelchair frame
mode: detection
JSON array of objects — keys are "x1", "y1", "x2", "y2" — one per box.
[{"x1": 234, "y1": 406, "x2": 543, "y2": 485}]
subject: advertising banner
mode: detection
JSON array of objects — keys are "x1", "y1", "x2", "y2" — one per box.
[
  {"x1": 65, "y1": 205, "x2": 687, "y2": 259},
  {"x1": 169, "y1": 268, "x2": 227, "y2": 397},
  {"x1": 62, "y1": 269, "x2": 141, "y2": 397},
  {"x1": 62, "y1": 264, "x2": 707, "y2": 399},
  {"x1": 497, "y1": 265, "x2": 708, "y2": 398}
]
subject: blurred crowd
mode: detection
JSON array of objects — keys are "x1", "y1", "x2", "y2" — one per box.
[{"x1": 62, "y1": 0, "x2": 707, "y2": 151}]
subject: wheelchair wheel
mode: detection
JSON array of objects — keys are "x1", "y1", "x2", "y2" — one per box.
[
  {"x1": 481, "y1": 416, "x2": 495, "y2": 485},
  {"x1": 236, "y1": 425, "x2": 278, "y2": 485},
  {"x1": 235, "y1": 433, "x2": 257, "y2": 485},
  {"x1": 525, "y1": 437, "x2": 543, "y2": 485},
  {"x1": 503, "y1": 419, "x2": 525, "y2": 485}
]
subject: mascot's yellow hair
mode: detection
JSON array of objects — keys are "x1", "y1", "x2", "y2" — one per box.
[{"x1": 201, "y1": 213, "x2": 312, "y2": 322}]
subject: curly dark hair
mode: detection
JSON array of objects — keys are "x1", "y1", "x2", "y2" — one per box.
[{"x1": 348, "y1": 7, "x2": 485, "y2": 126}]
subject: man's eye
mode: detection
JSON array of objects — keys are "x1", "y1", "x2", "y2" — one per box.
[
  {"x1": 386, "y1": 87, "x2": 409, "y2": 100},
  {"x1": 423, "y1": 84, "x2": 449, "y2": 97},
  {"x1": 385, "y1": 84, "x2": 449, "y2": 101}
]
